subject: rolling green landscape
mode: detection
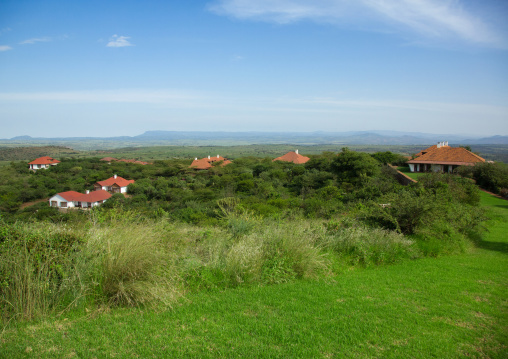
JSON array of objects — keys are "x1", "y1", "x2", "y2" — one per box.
[
  {"x1": 0, "y1": 145, "x2": 507, "y2": 358},
  {"x1": 2, "y1": 143, "x2": 508, "y2": 163}
]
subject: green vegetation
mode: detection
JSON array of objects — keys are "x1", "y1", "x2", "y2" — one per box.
[
  {"x1": 0, "y1": 146, "x2": 80, "y2": 161},
  {"x1": 458, "y1": 162, "x2": 508, "y2": 196},
  {"x1": 0, "y1": 193, "x2": 506, "y2": 358},
  {"x1": 0, "y1": 146, "x2": 506, "y2": 357}
]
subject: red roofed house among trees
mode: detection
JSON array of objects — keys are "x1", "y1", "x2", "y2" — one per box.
[
  {"x1": 407, "y1": 141, "x2": 485, "y2": 173},
  {"x1": 49, "y1": 190, "x2": 111, "y2": 209},
  {"x1": 28, "y1": 156, "x2": 60, "y2": 171},
  {"x1": 273, "y1": 150, "x2": 310, "y2": 164},
  {"x1": 189, "y1": 155, "x2": 232, "y2": 170},
  {"x1": 94, "y1": 174, "x2": 135, "y2": 193}
]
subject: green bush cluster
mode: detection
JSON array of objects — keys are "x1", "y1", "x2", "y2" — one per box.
[{"x1": 458, "y1": 162, "x2": 508, "y2": 196}]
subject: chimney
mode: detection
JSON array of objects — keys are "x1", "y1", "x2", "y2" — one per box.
[
  {"x1": 86, "y1": 190, "x2": 90, "y2": 194},
  {"x1": 217, "y1": 154, "x2": 219, "y2": 158},
  {"x1": 114, "y1": 174, "x2": 117, "y2": 179},
  {"x1": 437, "y1": 142, "x2": 441, "y2": 148},
  {"x1": 295, "y1": 149, "x2": 299, "y2": 155},
  {"x1": 445, "y1": 141, "x2": 448, "y2": 146},
  {"x1": 208, "y1": 155, "x2": 210, "y2": 159},
  {"x1": 195, "y1": 157, "x2": 198, "y2": 161}
]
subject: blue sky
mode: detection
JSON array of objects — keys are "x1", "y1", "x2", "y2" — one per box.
[{"x1": 0, "y1": 0, "x2": 507, "y2": 138}]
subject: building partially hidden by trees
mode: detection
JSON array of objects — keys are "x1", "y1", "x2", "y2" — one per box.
[
  {"x1": 28, "y1": 156, "x2": 60, "y2": 171},
  {"x1": 94, "y1": 174, "x2": 135, "y2": 194},
  {"x1": 189, "y1": 155, "x2": 232, "y2": 170},
  {"x1": 273, "y1": 150, "x2": 310, "y2": 164},
  {"x1": 407, "y1": 142, "x2": 485, "y2": 173}
]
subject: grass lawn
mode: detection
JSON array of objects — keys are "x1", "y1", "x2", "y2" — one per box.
[
  {"x1": 397, "y1": 166, "x2": 424, "y2": 180},
  {"x1": 1, "y1": 193, "x2": 507, "y2": 358}
]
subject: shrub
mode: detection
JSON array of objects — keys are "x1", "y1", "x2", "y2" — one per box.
[
  {"x1": 332, "y1": 148, "x2": 380, "y2": 184},
  {"x1": 460, "y1": 162, "x2": 508, "y2": 194}
]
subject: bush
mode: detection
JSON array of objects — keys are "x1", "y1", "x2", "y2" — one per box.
[
  {"x1": 464, "y1": 162, "x2": 508, "y2": 194},
  {"x1": 332, "y1": 148, "x2": 380, "y2": 184}
]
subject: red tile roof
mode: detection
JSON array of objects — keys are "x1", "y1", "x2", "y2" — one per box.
[
  {"x1": 57, "y1": 191, "x2": 84, "y2": 201},
  {"x1": 414, "y1": 145, "x2": 438, "y2": 157},
  {"x1": 273, "y1": 151, "x2": 310, "y2": 164},
  {"x1": 189, "y1": 155, "x2": 232, "y2": 169},
  {"x1": 76, "y1": 190, "x2": 112, "y2": 203},
  {"x1": 100, "y1": 157, "x2": 118, "y2": 162},
  {"x1": 29, "y1": 156, "x2": 60, "y2": 165},
  {"x1": 408, "y1": 146, "x2": 485, "y2": 166},
  {"x1": 96, "y1": 175, "x2": 135, "y2": 188}
]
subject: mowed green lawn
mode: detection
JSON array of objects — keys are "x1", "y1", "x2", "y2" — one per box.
[{"x1": 2, "y1": 193, "x2": 507, "y2": 358}]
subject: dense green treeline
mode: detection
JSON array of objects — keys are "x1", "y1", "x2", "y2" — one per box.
[{"x1": 2, "y1": 149, "x2": 506, "y2": 225}]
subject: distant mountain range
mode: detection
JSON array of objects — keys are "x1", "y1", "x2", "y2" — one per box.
[{"x1": 2, "y1": 131, "x2": 508, "y2": 150}]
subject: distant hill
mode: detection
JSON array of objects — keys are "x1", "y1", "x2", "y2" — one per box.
[
  {"x1": 459, "y1": 136, "x2": 508, "y2": 145},
  {"x1": 0, "y1": 146, "x2": 80, "y2": 161},
  {"x1": 1, "y1": 131, "x2": 507, "y2": 150}
]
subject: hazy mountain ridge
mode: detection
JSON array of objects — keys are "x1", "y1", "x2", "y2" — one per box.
[{"x1": 2, "y1": 131, "x2": 507, "y2": 150}]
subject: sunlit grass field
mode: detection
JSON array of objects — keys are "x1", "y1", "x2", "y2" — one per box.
[{"x1": 1, "y1": 192, "x2": 506, "y2": 358}]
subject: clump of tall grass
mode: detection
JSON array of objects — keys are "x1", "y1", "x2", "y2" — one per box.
[
  {"x1": 322, "y1": 219, "x2": 421, "y2": 266},
  {"x1": 82, "y1": 221, "x2": 181, "y2": 307},
  {"x1": 0, "y1": 217, "x2": 182, "y2": 325},
  {"x1": 181, "y1": 210, "x2": 330, "y2": 289},
  {"x1": 0, "y1": 222, "x2": 83, "y2": 323}
]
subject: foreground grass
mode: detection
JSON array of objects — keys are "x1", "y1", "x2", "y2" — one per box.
[{"x1": 1, "y1": 194, "x2": 506, "y2": 358}]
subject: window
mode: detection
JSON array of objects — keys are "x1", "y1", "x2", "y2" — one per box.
[{"x1": 61, "y1": 202, "x2": 67, "y2": 208}]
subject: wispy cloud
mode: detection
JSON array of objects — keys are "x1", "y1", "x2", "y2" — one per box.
[
  {"x1": 106, "y1": 35, "x2": 134, "y2": 47},
  {"x1": 19, "y1": 37, "x2": 51, "y2": 45},
  {"x1": 0, "y1": 89, "x2": 200, "y2": 104},
  {"x1": 208, "y1": 0, "x2": 506, "y2": 48},
  {"x1": 0, "y1": 45, "x2": 12, "y2": 51}
]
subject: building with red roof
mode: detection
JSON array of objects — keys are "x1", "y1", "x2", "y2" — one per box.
[
  {"x1": 94, "y1": 174, "x2": 135, "y2": 193},
  {"x1": 100, "y1": 157, "x2": 149, "y2": 165},
  {"x1": 273, "y1": 150, "x2": 310, "y2": 164},
  {"x1": 189, "y1": 155, "x2": 232, "y2": 170},
  {"x1": 28, "y1": 156, "x2": 60, "y2": 171},
  {"x1": 75, "y1": 190, "x2": 112, "y2": 207},
  {"x1": 407, "y1": 142, "x2": 485, "y2": 173},
  {"x1": 49, "y1": 190, "x2": 111, "y2": 209}
]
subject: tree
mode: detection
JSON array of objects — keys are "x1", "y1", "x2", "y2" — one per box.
[{"x1": 331, "y1": 148, "x2": 380, "y2": 184}]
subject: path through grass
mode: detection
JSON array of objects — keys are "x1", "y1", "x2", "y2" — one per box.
[{"x1": 1, "y1": 194, "x2": 507, "y2": 358}]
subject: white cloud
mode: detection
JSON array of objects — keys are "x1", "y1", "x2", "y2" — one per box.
[
  {"x1": 0, "y1": 45, "x2": 12, "y2": 51},
  {"x1": 19, "y1": 37, "x2": 51, "y2": 45},
  {"x1": 208, "y1": 0, "x2": 506, "y2": 48},
  {"x1": 106, "y1": 35, "x2": 134, "y2": 47}
]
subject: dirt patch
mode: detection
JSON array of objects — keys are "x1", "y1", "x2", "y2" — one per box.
[{"x1": 20, "y1": 198, "x2": 48, "y2": 209}]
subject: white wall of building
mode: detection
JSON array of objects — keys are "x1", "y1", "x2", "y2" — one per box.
[{"x1": 48, "y1": 194, "x2": 76, "y2": 208}]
